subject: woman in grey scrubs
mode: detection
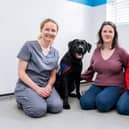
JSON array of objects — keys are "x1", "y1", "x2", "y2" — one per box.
[{"x1": 15, "y1": 18, "x2": 63, "y2": 118}]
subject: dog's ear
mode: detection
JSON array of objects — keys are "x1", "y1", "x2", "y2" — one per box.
[
  {"x1": 68, "y1": 39, "x2": 76, "y2": 49},
  {"x1": 68, "y1": 39, "x2": 79, "y2": 49},
  {"x1": 87, "y1": 43, "x2": 92, "y2": 52},
  {"x1": 68, "y1": 41, "x2": 73, "y2": 49},
  {"x1": 83, "y1": 40, "x2": 92, "y2": 53}
]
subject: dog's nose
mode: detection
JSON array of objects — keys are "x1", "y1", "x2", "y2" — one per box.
[{"x1": 78, "y1": 46, "x2": 84, "y2": 53}]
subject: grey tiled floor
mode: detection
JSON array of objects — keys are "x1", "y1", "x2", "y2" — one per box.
[{"x1": 0, "y1": 87, "x2": 129, "y2": 129}]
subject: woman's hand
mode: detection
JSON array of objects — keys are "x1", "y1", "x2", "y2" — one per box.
[
  {"x1": 35, "y1": 85, "x2": 52, "y2": 98},
  {"x1": 36, "y1": 68, "x2": 56, "y2": 97}
]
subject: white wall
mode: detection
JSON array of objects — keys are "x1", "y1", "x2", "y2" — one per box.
[
  {"x1": 91, "y1": 4, "x2": 129, "y2": 52},
  {"x1": 117, "y1": 24, "x2": 129, "y2": 52},
  {"x1": 91, "y1": 5, "x2": 106, "y2": 43},
  {"x1": 0, "y1": 0, "x2": 92, "y2": 94},
  {"x1": 82, "y1": 5, "x2": 107, "y2": 72},
  {"x1": 82, "y1": 4, "x2": 129, "y2": 73},
  {"x1": 1, "y1": 0, "x2": 128, "y2": 94}
]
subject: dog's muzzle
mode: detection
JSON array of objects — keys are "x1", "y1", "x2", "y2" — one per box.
[
  {"x1": 75, "y1": 53, "x2": 83, "y2": 59},
  {"x1": 75, "y1": 45, "x2": 85, "y2": 59}
]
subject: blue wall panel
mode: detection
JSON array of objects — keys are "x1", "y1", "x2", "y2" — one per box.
[{"x1": 68, "y1": 0, "x2": 110, "y2": 6}]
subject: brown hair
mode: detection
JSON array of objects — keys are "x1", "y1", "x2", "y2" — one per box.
[{"x1": 97, "y1": 21, "x2": 118, "y2": 49}]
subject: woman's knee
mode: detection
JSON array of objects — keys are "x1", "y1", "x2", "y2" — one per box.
[
  {"x1": 23, "y1": 104, "x2": 47, "y2": 118},
  {"x1": 96, "y1": 87, "x2": 121, "y2": 112},
  {"x1": 117, "y1": 91, "x2": 129, "y2": 115},
  {"x1": 80, "y1": 85, "x2": 102, "y2": 110},
  {"x1": 117, "y1": 103, "x2": 129, "y2": 115},
  {"x1": 80, "y1": 94, "x2": 96, "y2": 110},
  {"x1": 96, "y1": 95, "x2": 111, "y2": 112},
  {"x1": 48, "y1": 99, "x2": 63, "y2": 113}
]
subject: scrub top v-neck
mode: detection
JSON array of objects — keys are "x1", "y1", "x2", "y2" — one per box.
[{"x1": 17, "y1": 40, "x2": 59, "y2": 87}]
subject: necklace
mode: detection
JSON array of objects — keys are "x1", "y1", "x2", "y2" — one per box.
[
  {"x1": 38, "y1": 39, "x2": 50, "y2": 56},
  {"x1": 41, "y1": 46, "x2": 50, "y2": 56}
]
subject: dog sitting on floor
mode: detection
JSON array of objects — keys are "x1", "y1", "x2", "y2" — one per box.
[{"x1": 55, "y1": 39, "x2": 92, "y2": 109}]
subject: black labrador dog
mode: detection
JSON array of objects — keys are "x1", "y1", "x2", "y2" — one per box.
[{"x1": 55, "y1": 39, "x2": 92, "y2": 109}]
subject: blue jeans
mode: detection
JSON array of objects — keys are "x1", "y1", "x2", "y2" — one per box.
[
  {"x1": 80, "y1": 85, "x2": 122, "y2": 112},
  {"x1": 117, "y1": 91, "x2": 129, "y2": 115}
]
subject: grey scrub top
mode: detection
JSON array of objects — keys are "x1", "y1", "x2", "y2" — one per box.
[{"x1": 17, "y1": 40, "x2": 59, "y2": 87}]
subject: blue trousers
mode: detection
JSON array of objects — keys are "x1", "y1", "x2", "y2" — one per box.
[
  {"x1": 80, "y1": 85, "x2": 126, "y2": 113},
  {"x1": 117, "y1": 91, "x2": 129, "y2": 115}
]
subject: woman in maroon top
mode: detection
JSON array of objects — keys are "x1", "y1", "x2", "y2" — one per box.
[{"x1": 80, "y1": 21, "x2": 128, "y2": 114}]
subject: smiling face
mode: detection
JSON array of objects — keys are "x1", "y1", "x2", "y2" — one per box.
[
  {"x1": 40, "y1": 21, "x2": 58, "y2": 44},
  {"x1": 97, "y1": 21, "x2": 118, "y2": 49},
  {"x1": 101, "y1": 25, "x2": 115, "y2": 44}
]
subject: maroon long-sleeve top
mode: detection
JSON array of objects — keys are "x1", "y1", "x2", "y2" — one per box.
[{"x1": 81, "y1": 47, "x2": 128, "y2": 87}]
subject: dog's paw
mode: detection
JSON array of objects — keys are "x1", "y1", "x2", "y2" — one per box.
[
  {"x1": 63, "y1": 101, "x2": 71, "y2": 109},
  {"x1": 63, "y1": 104, "x2": 71, "y2": 109}
]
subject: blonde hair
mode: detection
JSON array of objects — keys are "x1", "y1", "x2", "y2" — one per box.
[{"x1": 38, "y1": 18, "x2": 59, "y2": 39}]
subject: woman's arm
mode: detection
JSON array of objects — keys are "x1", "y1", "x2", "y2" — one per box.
[
  {"x1": 18, "y1": 59, "x2": 51, "y2": 97},
  {"x1": 81, "y1": 57, "x2": 95, "y2": 81},
  {"x1": 46, "y1": 69, "x2": 57, "y2": 88},
  {"x1": 18, "y1": 59, "x2": 39, "y2": 91},
  {"x1": 119, "y1": 47, "x2": 128, "y2": 68},
  {"x1": 40, "y1": 69, "x2": 57, "y2": 96}
]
